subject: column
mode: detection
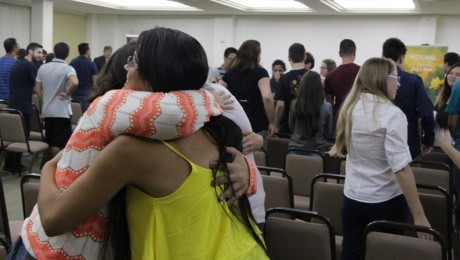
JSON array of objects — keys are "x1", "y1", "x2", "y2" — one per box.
[{"x1": 31, "y1": 0, "x2": 53, "y2": 51}]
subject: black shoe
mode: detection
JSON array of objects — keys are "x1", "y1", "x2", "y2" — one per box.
[
  {"x1": 2, "y1": 165, "x2": 16, "y2": 172},
  {"x1": 3, "y1": 164, "x2": 27, "y2": 173}
]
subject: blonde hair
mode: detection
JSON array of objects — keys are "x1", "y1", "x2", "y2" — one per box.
[{"x1": 329, "y1": 57, "x2": 396, "y2": 157}]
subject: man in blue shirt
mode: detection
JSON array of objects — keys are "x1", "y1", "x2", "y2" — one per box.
[
  {"x1": 6, "y1": 42, "x2": 42, "y2": 173},
  {"x1": 70, "y1": 42, "x2": 98, "y2": 112},
  {"x1": 382, "y1": 38, "x2": 435, "y2": 159},
  {"x1": 0, "y1": 38, "x2": 19, "y2": 102}
]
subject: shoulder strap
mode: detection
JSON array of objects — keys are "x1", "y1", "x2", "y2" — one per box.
[{"x1": 160, "y1": 140, "x2": 193, "y2": 164}]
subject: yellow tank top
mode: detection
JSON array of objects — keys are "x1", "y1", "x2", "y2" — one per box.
[{"x1": 126, "y1": 141, "x2": 268, "y2": 259}]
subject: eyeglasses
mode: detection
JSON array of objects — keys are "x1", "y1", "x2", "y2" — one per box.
[
  {"x1": 388, "y1": 75, "x2": 401, "y2": 83},
  {"x1": 126, "y1": 55, "x2": 138, "y2": 69},
  {"x1": 320, "y1": 66, "x2": 327, "y2": 70}
]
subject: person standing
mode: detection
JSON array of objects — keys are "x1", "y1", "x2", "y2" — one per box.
[
  {"x1": 0, "y1": 38, "x2": 18, "y2": 102},
  {"x1": 93, "y1": 45, "x2": 112, "y2": 72},
  {"x1": 9, "y1": 42, "x2": 42, "y2": 132},
  {"x1": 210, "y1": 47, "x2": 237, "y2": 83},
  {"x1": 319, "y1": 59, "x2": 337, "y2": 84},
  {"x1": 4, "y1": 42, "x2": 42, "y2": 173},
  {"x1": 34, "y1": 42, "x2": 78, "y2": 158},
  {"x1": 270, "y1": 43, "x2": 307, "y2": 135},
  {"x1": 324, "y1": 39, "x2": 360, "y2": 126},
  {"x1": 289, "y1": 71, "x2": 333, "y2": 151},
  {"x1": 220, "y1": 40, "x2": 274, "y2": 140},
  {"x1": 304, "y1": 52, "x2": 315, "y2": 70},
  {"x1": 70, "y1": 42, "x2": 98, "y2": 112},
  {"x1": 329, "y1": 57, "x2": 431, "y2": 260},
  {"x1": 270, "y1": 59, "x2": 286, "y2": 96},
  {"x1": 382, "y1": 38, "x2": 435, "y2": 159},
  {"x1": 443, "y1": 52, "x2": 460, "y2": 74}
]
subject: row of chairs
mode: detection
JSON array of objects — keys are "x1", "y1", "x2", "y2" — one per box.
[
  {"x1": 0, "y1": 109, "x2": 49, "y2": 174},
  {"x1": 265, "y1": 207, "x2": 447, "y2": 260},
  {"x1": 0, "y1": 173, "x2": 39, "y2": 256},
  {"x1": 0, "y1": 170, "x2": 450, "y2": 259},
  {"x1": 0, "y1": 99, "x2": 83, "y2": 175},
  {"x1": 256, "y1": 144, "x2": 454, "y2": 229},
  {"x1": 260, "y1": 170, "x2": 453, "y2": 259}
]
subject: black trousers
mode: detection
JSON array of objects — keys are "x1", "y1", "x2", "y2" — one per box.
[{"x1": 341, "y1": 194, "x2": 410, "y2": 260}]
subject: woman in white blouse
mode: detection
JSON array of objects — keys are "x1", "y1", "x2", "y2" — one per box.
[{"x1": 329, "y1": 57, "x2": 431, "y2": 260}]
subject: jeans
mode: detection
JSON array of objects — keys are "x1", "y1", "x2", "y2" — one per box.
[
  {"x1": 341, "y1": 194, "x2": 410, "y2": 260},
  {"x1": 7, "y1": 237, "x2": 35, "y2": 260},
  {"x1": 287, "y1": 148, "x2": 322, "y2": 158}
]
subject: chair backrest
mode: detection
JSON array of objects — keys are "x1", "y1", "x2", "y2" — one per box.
[
  {"x1": 417, "y1": 184, "x2": 452, "y2": 258},
  {"x1": 0, "y1": 100, "x2": 7, "y2": 110},
  {"x1": 32, "y1": 94, "x2": 41, "y2": 113},
  {"x1": 339, "y1": 159, "x2": 346, "y2": 175},
  {"x1": 0, "y1": 233, "x2": 9, "y2": 259},
  {"x1": 254, "y1": 148, "x2": 267, "y2": 167},
  {"x1": 310, "y1": 173, "x2": 345, "y2": 236},
  {"x1": 323, "y1": 153, "x2": 344, "y2": 174},
  {"x1": 266, "y1": 137, "x2": 290, "y2": 168},
  {"x1": 0, "y1": 178, "x2": 11, "y2": 246},
  {"x1": 410, "y1": 161, "x2": 452, "y2": 197},
  {"x1": 257, "y1": 166, "x2": 294, "y2": 210},
  {"x1": 30, "y1": 105, "x2": 44, "y2": 137},
  {"x1": 420, "y1": 151, "x2": 452, "y2": 170},
  {"x1": 363, "y1": 220, "x2": 447, "y2": 260},
  {"x1": 284, "y1": 148, "x2": 324, "y2": 197},
  {"x1": 21, "y1": 173, "x2": 41, "y2": 219},
  {"x1": 71, "y1": 100, "x2": 83, "y2": 125},
  {"x1": 0, "y1": 109, "x2": 28, "y2": 143},
  {"x1": 265, "y1": 207, "x2": 336, "y2": 260}
]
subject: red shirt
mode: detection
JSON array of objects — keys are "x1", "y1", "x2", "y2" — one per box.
[{"x1": 324, "y1": 63, "x2": 360, "y2": 123}]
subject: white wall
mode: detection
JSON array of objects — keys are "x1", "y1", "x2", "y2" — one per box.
[
  {"x1": 86, "y1": 14, "x2": 460, "y2": 76},
  {"x1": 1, "y1": 2, "x2": 460, "y2": 77},
  {"x1": 436, "y1": 16, "x2": 460, "y2": 53}
]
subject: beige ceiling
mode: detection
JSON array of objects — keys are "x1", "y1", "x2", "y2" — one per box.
[{"x1": 1, "y1": 0, "x2": 459, "y2": 16}]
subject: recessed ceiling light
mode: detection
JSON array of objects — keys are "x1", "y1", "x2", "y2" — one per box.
[
  {"x1": 321, "y1": 0, "x2": 416, "y2": 11},
  {"x1": 211, "y1": 0, "x2": 311, "y2": 12},
  {"x1": 71, "y1": 0, "x2": 201, "y2": 11}
]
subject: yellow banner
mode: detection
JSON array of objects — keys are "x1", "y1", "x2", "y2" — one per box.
[{"x1": 402, "y1": 45, "x2": 448, "y2": 102}]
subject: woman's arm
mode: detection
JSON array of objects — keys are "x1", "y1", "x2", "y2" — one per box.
[
  {"x1": 38, "y1": 136, "x2": 137, "y2": 236},
  {"x1": 258, "y1": 77, "x2": 275, "y2": 126},
  {"x1": 288, "y1": 101, "x2": 295, "y2": 133},
  {"x1": 242, "y1": 131, "x2": 263, "y2": 155},
  {"x1": 324, "y1": 103, "x2": 333, "y2": 139},
  {"x1": 395, "y1": 165, "x2": 432, "y2": 239},
  {"x1": 39, "y1": 136, "x2": 252, "y2": 235},
  {"x1": 438, "y1": 129, "x2": 460, "y2": 168}
]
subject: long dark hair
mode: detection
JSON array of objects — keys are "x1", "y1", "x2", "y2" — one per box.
[
  {"x1": 89, "y1": 42, "x2": 136, "y2": 102},
  {"x1": 230, "y1": 40, "x2": 261, "y2": 73},
  {"x1": 136, "y1": 27, "x2": 208, "y2": 92},
  {"x1": 203, "y1": 116, "x2": 267, "y2": 255},
  {"x1": 294, "y1": 71, "x2": 325, "y2": 138}
]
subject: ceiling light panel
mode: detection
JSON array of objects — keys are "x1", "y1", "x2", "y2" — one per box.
[
  {"x1": 71, "y1": 0, "x2": 201, "y2": 11},
  {"x1": 321, "y1": 0, "x2": 416, "y2": 11},
  {"x1": 211, "y1": 0, "x2": 311, "y2": 12}
]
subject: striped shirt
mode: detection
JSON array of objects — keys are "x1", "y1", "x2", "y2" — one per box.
[{"x1": 0, "y1": 56, "x2": 17, "y2": 102}]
